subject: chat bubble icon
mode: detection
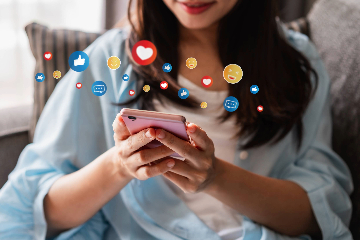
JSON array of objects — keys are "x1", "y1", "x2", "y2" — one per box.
[
  {"x1": 225, "y1": 100, "x2": 238, "y2": 109},
  {"x1": 93, "y1": 85, "x2": 105, "y2": 93},
  {"x1": 91, "y1": 81, "x2": 107, "y2": 96},
  {"x1": 223, "y1": 96, "x2": 239, "y2": 112}
]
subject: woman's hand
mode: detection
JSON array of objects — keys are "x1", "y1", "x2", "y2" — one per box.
[
  {"x1": 156, "y1": 123, "x2": 220, "y2": 193},
  {"x1": 112, "y1": 114, "x2": 176, "y2": 181}
]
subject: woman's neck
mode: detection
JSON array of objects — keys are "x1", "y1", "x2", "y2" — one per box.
[
  {"x1": 178, "y1": 22, "x2": 218, "y2": 48},
  {"x1": 177, "y1": 22, "x2": 228, "y2": 92}
]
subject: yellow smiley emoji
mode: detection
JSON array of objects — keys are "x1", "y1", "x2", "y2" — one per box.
[
  {"x1": 200, "y1": 102, "x2": 207, "y2": 109},
  {"x1": 223, "y1": 64, "x2": 243, "y2": 84},
  {"x1": 53, "y1": 70, "x2": 61, "y2": 79},
  {"x1": 107, "y1": 56, "x2": 121, "y2": 70},
  {"x1": 186, "y1": 57, "x2": 197, "y2": 69},
  {"x1": 143, "y1": 85, "x2": 150, "y2": 92}
]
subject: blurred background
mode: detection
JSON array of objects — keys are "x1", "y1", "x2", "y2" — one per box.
[{"x1": 0, "y1": 0, "x2": 315, "y2": 110}]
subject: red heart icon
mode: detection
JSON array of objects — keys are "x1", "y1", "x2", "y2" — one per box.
[
  {"x1": 76, "y1": 83, "x2": 82, "y2": 89},
  {"x1": 160, "y1": 81, "x2": 168, "y2": 90},
  {"x1": 132, "y1": 40, "x2": 157, "y2": 66},
  {"x1": 201, "y1": 76, "x2": 213, "y2": 88},
  {"x1": 257, "y1": 105, "x2": 264, "y2": 112},
  {"x1": 129, "y1": 90, "x2": 135, "y2": 96},
  {"x1": 43, "y1": 52, "x2": 52, "y2": 61}
]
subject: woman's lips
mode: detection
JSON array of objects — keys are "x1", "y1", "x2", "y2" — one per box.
[{"x1": 179, "y1": 2, "x2": 215, "y2": 14}]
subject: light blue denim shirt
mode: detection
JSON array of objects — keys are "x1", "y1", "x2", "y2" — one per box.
[{"x1": 0, "y1": 27, "x2": 353, "y2": 240}]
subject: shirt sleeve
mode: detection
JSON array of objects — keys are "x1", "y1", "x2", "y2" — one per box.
[
  {"x1": 0, "y1": 29, "x2": 130, "y2": 240},
  {"x1": 279, "y1": 31, "x2": 353, "y2": 240}
]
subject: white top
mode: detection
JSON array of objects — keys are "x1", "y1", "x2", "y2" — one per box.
[{"x1": 154, "y1": 75, "x2": 243, "y2": 240}]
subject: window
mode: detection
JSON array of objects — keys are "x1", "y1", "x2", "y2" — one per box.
[{"x1": 0, "y1": 0, "x2": 103, "y2": 109}]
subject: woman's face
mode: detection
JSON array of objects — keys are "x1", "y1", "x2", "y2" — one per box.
[{"x1": 162, "y1": 0, "x2": 238, "y2": 29}]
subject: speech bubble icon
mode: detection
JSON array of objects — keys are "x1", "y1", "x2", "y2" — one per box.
[
  {"x1": 223, "y1": 96, "x2": 239, "y2": 112},
  {"x1": 92, "y1": 81, "x2": 107, "y2": 96}
]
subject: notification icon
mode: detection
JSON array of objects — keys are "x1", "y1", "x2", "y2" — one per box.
[
  {"x1": 92, "y1": 81, "x2": 107, "y2": 96},
  {"x1": 201, "y1": 76, "x2": 213, "y2": 88},
  {"x1": 257, "y1": 105, "x2": 264, "y2": 112},
  {"x1": 69, "y1": 51, "x2": 89, "y2": 72},
  {"x1": 223, "y1": 96, "x2": 239, "y2": 112},
  {"x1": 178, "y1": 88, "x2": 189, "y2": 99},
  {"x1": 132, "y1": 40, "x2": 157, "y2": 65},
  {"x1": 76, "y1": 83, "x2": 82, "y2": 89},
  {"x1": 160, "y1": 81, "x2": 168, "y2": 90},
  {"x1": 43, "y1": 52, "x2": 52, "y2": 61},
  {"x1": 129, "y1": 90, "x2": 135, "y2": 96},
  {"x1": 35, "y1": 73, "x2": 45, "y2": 82}
]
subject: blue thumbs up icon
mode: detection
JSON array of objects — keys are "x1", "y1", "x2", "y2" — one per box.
[
  {"x1": 69, "y1": 51, "x2": 89, "y2": 72},
  {"x1": 250, "y1": 85, "x2": 259, "y2": 94}
]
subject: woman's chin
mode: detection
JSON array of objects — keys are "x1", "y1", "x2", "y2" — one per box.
[{"x1": 178, "y1": 18, "x2": 217, "y2": 30}]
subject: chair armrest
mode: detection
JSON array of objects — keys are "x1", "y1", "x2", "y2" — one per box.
[{"x1": 0, "y1": 104, "x2": 32, "y2": 188}]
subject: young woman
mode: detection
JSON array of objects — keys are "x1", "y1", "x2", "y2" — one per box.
[{"x1": 0, "y1": 0, "x2": 353, "y2": 239}]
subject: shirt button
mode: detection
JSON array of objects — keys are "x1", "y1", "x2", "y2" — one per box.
[{"x1": 239, "y1": 151, "x2": 248, "y2": 160}]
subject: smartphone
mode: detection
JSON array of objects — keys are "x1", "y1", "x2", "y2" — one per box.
[{"x1": 120, "y1": 108, "x2": 189, "y2": 160}]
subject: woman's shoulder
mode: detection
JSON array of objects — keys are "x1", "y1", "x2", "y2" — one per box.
[
  {"x1": 281, "y1": 25, "x2": 333, "y2": 154},
  {"x1": 282, "y1": 25, "x2": 321, "y2": 63},
  {"x1": 282, "y1": 24, "x2": 330, "y2": 91},
  {"x1": 85, "y1": 27, "x2": 131, "y2": 60},
  {"x1": 96, "y1": 27, "x2": 130, "y2": 45}
]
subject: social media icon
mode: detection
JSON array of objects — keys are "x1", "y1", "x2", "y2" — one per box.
[
  {"x1": 76, "y1": 83, "x2": 82, "y2": 89},
  {"x1": 132, "y1": 40, "x2": 157, "y2": 65},
  {"x1": 201, "y1": 76, "x2": 213, "y2": 88},
  {"x1": 69, "y1": 51, "x2": 89, "y2": 72},
  {"x1": 129, "y1": 90, "x2": 135, "y2": 96},
  {"x1": 107, "y1": 56, "x2": 121, "y2": 70},
  {"x1": 53, "y1": 70, "x2": 61, "y2": 79},
  {"x1": 250, "y1": 85, "x2": 259, "y2": 94},
  {"x1": 200, "y1": 102, "x2": 207, "y2": 108},
  {"x1": 35, "y1": 73, "x2": 45, "y2": 82},
  {"x1": 162, "y1": 63, "x2": 172, "y2": 72},
  {"x1": 143, "y1": 85, "x2": 150, "y2": 92},
  {"x1": 257, "y1": 105, "x2": 264, "y2": 112},
  {"x1": 74, "y1": 56, "x2": 85, "y2": 66},
  {"x1": 223, "y1": 64, "x2": 243, "y2": 84},
  {"x1": 92, "y1": 81, "x2": 107, "y2": 96},
  {"x1": 43, "y1": 52, "x2": 52, "y2": 61},
  {"x1": 178, "y1": 88, "x2": 189, "y2": 99},
  {"x1": 223, "y1": 96, "x2": 239, "y2": 112},
  {"x1": 122, "y1": 74, "x2": 129, "y2": 81},
  {"x1": 186, "y1": 57, "x2": 197, "y2": 69},
  {"x1": 160, "y1": 81, "x2": 168, "y2": 90}
]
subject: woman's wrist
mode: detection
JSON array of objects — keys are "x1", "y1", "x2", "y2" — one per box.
[
  {"x1": 203, "y1": 157, "x2": 226, "y2": 195},
  {"x1": 106, "y1": 146, "x2": 133, "y2": 183}
]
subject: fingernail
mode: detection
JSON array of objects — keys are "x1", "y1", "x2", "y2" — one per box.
[
  {"x1": 188, "y1": 125, "x2": 196, "y2": 133},
  {"x1": 145, "y1": 130, "x2": 152, "y2": 138},
  {"x1": 157, "y1": 130, "x2": 165, "y2": 139},
  {"x1": 167, "y1": 160, "x2": 175, "y2": 168}
]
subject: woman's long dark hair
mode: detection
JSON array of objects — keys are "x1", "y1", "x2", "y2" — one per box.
[{"x1": 122, "y1": 0, "x2": 318, "y2": 150}]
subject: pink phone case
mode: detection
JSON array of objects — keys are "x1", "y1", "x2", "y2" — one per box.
[{"x1": 120, "y1": 108, "x2": 189, "y2": 160}]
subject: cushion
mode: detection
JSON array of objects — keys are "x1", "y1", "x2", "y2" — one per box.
[
  {"x1": 25, "y1": 23, "x2": 101, "y2": 141},
  {"x1": 308, "y1": 0, "x2": 360, "y2": 237}
]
